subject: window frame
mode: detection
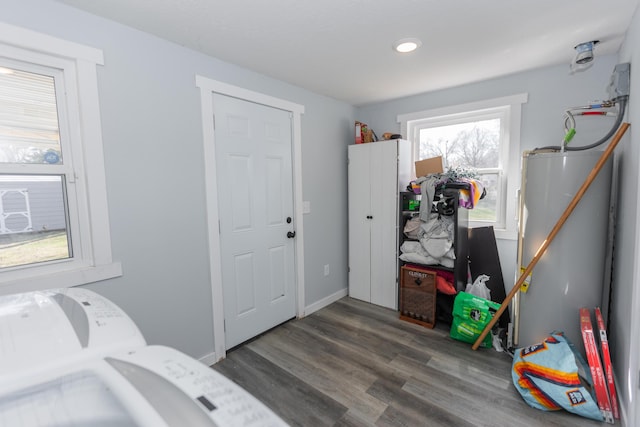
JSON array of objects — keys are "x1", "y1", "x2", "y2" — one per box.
[
  {"x1": 0, "y1": 22, "x2": 121, "y2": 294},
  {"x1": 398, "y1": 93, "x2": 528, "y2": 240}
]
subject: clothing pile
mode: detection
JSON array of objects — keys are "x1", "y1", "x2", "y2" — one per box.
[
  {"x1": 400, "y1": 194, "x2": 456, "y2": 268},
  {"x1": 399, "y1": 175, "x2": 484, "y2": 269}
]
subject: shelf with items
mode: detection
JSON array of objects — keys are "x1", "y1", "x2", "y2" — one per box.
[
  {"x1": 398, "y1": 187, "x2": 468, "y2": 325},
  {"x1": 398, "y1": 189, "x2": 468, "y2": 285}
]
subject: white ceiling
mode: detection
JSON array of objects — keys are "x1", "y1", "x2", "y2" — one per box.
[{"x1": 59, "y1": 0, "x2": 638, "y2": 106}]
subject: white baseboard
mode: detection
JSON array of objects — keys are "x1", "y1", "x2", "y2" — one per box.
[
  {"x1": 304, "y1": 288, "x2": 348, "y2": 316},
  {"x1": 199, "y1": 351, "x2": 219, "y2": 367},
  {"x1": 202, "y1": 288, "x2": 348, "y2": 366}
]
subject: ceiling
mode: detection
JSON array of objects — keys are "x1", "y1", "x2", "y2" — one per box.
[{"x1": 59, "y1": 0, "x2": 639, "y2": 106}]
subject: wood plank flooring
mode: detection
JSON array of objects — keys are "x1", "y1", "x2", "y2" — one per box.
[{"x1": 212, "y1": 297, "x2": 606, "y2": 426}]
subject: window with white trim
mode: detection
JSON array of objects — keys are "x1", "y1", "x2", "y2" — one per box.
[
  {"x1": 399, "y1": 94, "x2": 527, "y2": 239},
  {"x1": 0, "y1": 23, "x2": 121, "y2": 294}
]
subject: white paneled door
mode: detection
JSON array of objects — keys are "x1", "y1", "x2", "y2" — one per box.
[{"x1": 213, "y1": 93, "x2": 296, "y2": 349}]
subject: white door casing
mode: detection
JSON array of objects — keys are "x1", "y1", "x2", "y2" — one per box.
[{"x1": 196, "y1": 77, "x2": 305, "y2": 360}]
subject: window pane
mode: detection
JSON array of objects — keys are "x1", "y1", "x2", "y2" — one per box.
[
  {"x1": 419, "y1": 118, "x2": 500, "y2": 169},
  {"x1": 419, "y1": 119, "x2": 502, "y2": 224},
  {"x1": 0, "y1": 175, "x2": 71, "y2": 269},
  {"x1": 469, "y1": 172, "x2": 498, "y2": 222},
  {"x1": 0, "y1": 66, "x2": 62, "y2": 164}
]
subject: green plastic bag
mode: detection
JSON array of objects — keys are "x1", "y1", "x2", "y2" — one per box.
[{"x1": 450, "y1": 291, "x2": 500, "y2": 348}]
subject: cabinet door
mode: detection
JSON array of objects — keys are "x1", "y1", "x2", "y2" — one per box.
[
  {"x1": 348, "y1": 144, "x2": 372, "y2": 302},
  {"x1": 370, "y1": 141, "x2": 399, "y2": 309}
]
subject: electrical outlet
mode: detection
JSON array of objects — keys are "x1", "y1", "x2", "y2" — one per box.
[{"x1": 324, "y1": 264, "x2": 330, "y2": 276}]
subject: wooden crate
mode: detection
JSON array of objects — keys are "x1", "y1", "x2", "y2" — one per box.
[{"x1": 399, "y1": 265, "x2": 437, "y2": 328}]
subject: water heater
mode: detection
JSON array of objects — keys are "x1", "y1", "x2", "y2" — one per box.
[{"x1": 514, "y1": 150, "x2": 612, "y2": 351}]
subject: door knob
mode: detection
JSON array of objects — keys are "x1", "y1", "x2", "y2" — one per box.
[{"x1": 287, "y1": 231, "x2": 296, "y2": 238}]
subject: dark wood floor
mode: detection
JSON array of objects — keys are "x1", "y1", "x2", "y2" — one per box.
[{"x1": 212, "y1": 297, "x2": 606, "y2": 426}]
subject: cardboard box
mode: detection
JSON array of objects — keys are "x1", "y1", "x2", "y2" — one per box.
[{"x1": 415, "y1": 156, "x2": 443, "y2": 177}]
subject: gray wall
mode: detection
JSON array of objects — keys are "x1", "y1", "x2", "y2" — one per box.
[
  {"x1": 357, "y1": 50, "x2": 640, "y2": 422},
  {"x1": 2, "y1": 0, "x2": 354, "y2": 360}
]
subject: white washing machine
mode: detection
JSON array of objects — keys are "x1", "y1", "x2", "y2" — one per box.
[
  {"x1": 0, "y1": 289, "x2": 288, "y2": 427},
  {"x1": 0, "y1": 288, "x2": 147, "y2": 382}
]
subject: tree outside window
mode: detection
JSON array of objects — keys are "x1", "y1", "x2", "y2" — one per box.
[
  {"x1": 400, "y1": 93, "x2": 528, "y2": 238},
  {"x1": 419, "y1": 118, "x2": 501, "y2": 222}
]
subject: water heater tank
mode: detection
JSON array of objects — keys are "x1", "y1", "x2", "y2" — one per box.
[{"x1": 514, "y1": 150, "x2": 612, "y2": 352}]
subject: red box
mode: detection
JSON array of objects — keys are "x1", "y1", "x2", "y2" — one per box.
[
  {"x1": 355, "y1": 122, "x2": 362, "y2": 144},
  {"x1": 580, "y1": 308, "x2": 614, "y2": 424}
]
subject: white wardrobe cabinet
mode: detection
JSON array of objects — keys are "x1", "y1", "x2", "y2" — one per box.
[{"x1": 348, "y1": 139, "x2": 411, "y2": 309}]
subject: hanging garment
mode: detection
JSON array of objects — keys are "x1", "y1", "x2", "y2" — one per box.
[
  {"x1": 415, "y1": 175, "x2": 441, "y2": 222},
  {"x1": 458, "y1": 178, "x2": 485, "y2": 209}
]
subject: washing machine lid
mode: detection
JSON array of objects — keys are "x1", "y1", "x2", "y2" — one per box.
[
  {"x1": 0, "y1": 345, "x2": 289, "y2": 427},
  {"x1": 0, "y1": 369, "x2": 144, "y2": 427},
  {"x1": 105, "y1": 345, "x2": 289, "y2": 427},
  {"x1": 0, "y1": 288, "x2": 146, "y2": 376}
]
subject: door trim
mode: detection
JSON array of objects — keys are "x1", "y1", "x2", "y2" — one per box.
[{"x1": 195, "y1": 76, "x2": 305, "y2": 361}]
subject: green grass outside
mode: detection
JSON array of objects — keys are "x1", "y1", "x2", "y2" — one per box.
[{"x1": 0, "y1": 230, "x2": 69, "y2": 269}]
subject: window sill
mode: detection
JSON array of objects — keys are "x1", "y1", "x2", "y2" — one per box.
[
  {"x1": 493, "y1": 228, "x2": 517, "y2": 241},
  {"x1": 0, "y1": 262, "x2": 123, "y2": 296}
]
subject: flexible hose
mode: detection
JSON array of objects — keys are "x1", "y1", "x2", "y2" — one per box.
[
  {"x1": 535, "y1": 96, "x2": 628, "y2": 152},
  {"x1": 563, "y1": 110, "x2": 576, "y2": 133},
  {"x1": 563, "y1": 102, "x2": 616, "y2": 134}
]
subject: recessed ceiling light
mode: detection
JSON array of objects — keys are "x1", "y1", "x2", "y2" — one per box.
[{"x1": 393, "y1": 38, "x2": 422, "y2": 53}]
